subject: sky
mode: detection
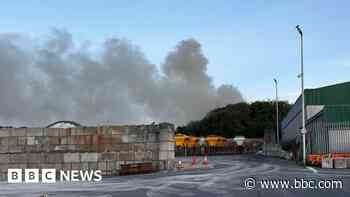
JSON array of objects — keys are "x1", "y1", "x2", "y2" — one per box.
[{"x1": 1, "y1": 0, "x2": 349, "y2": 103}]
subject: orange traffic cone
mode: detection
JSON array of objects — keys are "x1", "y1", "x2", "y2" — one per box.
[
  {"x1": 203, "y1": 156, "x2": 208, "y2": 166},
  {"x1": 192, "y1": 155, "x2": 197, "y2": 165}
]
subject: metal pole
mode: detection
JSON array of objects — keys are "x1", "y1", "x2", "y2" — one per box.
[
  {"x1": 274, "y1": 79, "x2": 279, "y2": 145},
  {"x1": 296, "y1": 25, "x2": 307, "y2": 165}
]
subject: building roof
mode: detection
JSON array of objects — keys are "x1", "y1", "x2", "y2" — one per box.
[
  {"x1": 282, "y1": 81, "x2": 350, "y2": 129},
  {"x1": 305, "y1": 81, "x2": 350, "y2": 105}
]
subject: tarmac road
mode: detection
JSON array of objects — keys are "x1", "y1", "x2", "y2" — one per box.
[{"x1": 1, "y1": 155, "x2": 350, "y2": 197}]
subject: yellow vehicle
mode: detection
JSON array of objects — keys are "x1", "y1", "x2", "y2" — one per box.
[
  {"x1": 206, "y1": 135, "x2": 226, "y2": 147},
  {"x1": 188, "y1": 136, "x2": 199, "y2": 148},
  {"x1": 175, "y1": 133, "x2": 189, "y2": 147},
  {"x1": 175, "y1": 133, "x2": 199, "y2": 148}
]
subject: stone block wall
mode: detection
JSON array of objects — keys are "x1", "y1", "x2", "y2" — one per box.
[{"x1": 0, "y1": 123, "x2": 175, "y2": 180}]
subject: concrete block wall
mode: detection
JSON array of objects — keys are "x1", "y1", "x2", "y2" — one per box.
[{"x1": 0, "y1": 123, "x2": 175, "y2": 180}]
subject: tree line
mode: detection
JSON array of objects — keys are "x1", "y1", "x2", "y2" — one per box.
[{"x1": 177, "y1": 101, "x2": 291, "y2": 138}]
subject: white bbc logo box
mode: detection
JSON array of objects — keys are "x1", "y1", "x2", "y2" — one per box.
[{"x1": 8, "y1": 169, "x2": 56, "y2": 183}]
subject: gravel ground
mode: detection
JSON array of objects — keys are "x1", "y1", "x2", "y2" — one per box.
[{"x1": 1, "y1": 155, "x2": 350, "y2": 197}]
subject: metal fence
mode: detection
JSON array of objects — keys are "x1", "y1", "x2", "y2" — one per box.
[{"x1": 306, "y1": 116, "x2": 350, "y2": 155}]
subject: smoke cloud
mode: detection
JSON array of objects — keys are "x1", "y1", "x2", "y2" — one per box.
[{"x1": 0, "y1": 29, "x2": 243, "y2": 127}]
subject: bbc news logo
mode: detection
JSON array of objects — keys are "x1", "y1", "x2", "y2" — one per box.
[{"x1": 8, "y1": 169, "x2": 102, "y2": 183}]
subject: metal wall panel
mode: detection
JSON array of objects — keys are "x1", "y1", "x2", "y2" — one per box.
[
  {"x1": 306, "y1": 113, "x2": 329, "y2": 154},
  {"x1": 324, "y1": 105, "x2": 350, "y2": 123},
  {"x1": 328, "y1": 122, "x2": 350, "y2": 153}
]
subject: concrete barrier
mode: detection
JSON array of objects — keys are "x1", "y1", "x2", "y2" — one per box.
[
  {"x1": 322, "y1": 158, "x2": 333, "y2": 168},
  {"x1": 334, "y1": 158, "x2": 347, "y2": 169},
  {"x1": 0, "y1": 123, "x2": 175, "y2": 180}
]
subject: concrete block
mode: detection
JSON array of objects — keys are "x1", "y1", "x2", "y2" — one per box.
[
  {"x1": 88, "y1": 162, "x2": 98, "y2": 170},
  {"x1": 11, "y1": 129, "x2": 26, "y2": 137},
  {"x1": 25, "y1": 145, "x2": 42, "y2": 153},
  {"x1": 100, "y1": 152, "x2": 116, "y2": 161},
  {"x1": 27, "y1": 163, "x2": 41, "y2": 169},
  {"x1": 119, "y1": 152, "x2": 133, "y2": 161},
  {"x1": 147, "y1": 133, "x2": 157, "y2": 142},
  {"x1": 7, "y1": 137, "x2": 18, "y2": 146},
  {"x1": 134, "y1": 144, "x2": 145, "y2": 152},
  {"x1": 71, "y1": 162, "x2": 82, "y2": 170},
  {"x1": 54, "y1": 145, "x2": 66, "y2": 152},
  {"x1": 62, "y1": 163, "x2": 72, "y2": 171},
  {"x1": 98, "y1": 161, "x2": 107, "y2": 171},
  {"x1": 8, "y1": 146, "x2": 24, "y2": 153},
  {"x1": 26, "y1": 128, "x2": 43, "y2": 136},
  {"x1": 71, "y1": 128, "x2": 85, "y2": 136},
  {"x1": 110, "y1": 128, "x2": 122, "y2": 135},
  {"x1": 159, "y1": 142, "x2": 174, "y2": 151},
  {"x1": 159, "y1": 151, "x2": 168, "y2": 160},
  {"x1": 322, "y1": 158, "x2": 333, "y2": 168},
  {"x1": 18, "y1": 137, "x2": 26, "y2": 145},
  {"x1": 27, "y1": 137, "x2": 35, "y2": 145},
  {"x1": 59, "y1": 128, "x2": 71, "y2": 137},
  {"x1": 78, "y1": 145, "x2": 94, "y2": 152},
  {"x1": 46, "y1": 128, "x2": 61, "y2": 136},
  {"x1": 83, "y1": 127, "x2": 98, "y2": 135},
  {"x1": 10, "y1": 153, "x2": 27, "y2": 163},
  {"x1": 54, "y1": 144, "x2": 79, "y2": 152},
  {"x1": 115, "y1": 161, "x2": 121, "y2": 170},
  {"x1": 81, "y1": 153, "x2": 99, "y2": 162},
  {"x1": 0, "y1": 129, "x2": 10, "y2": 137},
  {"x1": 146, "y1": 143, "x2": 159, "y2": 151},
  {"x1": 84, "y1": 136, "x2": 92, "y2": 144},
  {"x1": 99, "y1": 136, "x2": 112, "y2": 144},
  {"x1": 59, "y1": 137, "x2": 71, "y2": 145},
  {"x1": 64, "y1": 145, "x2": 78, "y2": 151},
  {"x1": 144, "y1": 151, "x2": 153, "y2": 160},
  {"x1": 40, "y1": 163, "x2": 56, "y2": 169},
  {"x1": 107, "y1": 161, "x2": 115, "y2": 174},
  {"x1": 0, "y1": 137, "x2": 9, "y2": 146},
  {"x1": 97, "y1": 144, "x2": 113, "y2": 152},
  {"x1": 46, "y1": 153, "x2": 64, "y2": 163},
  {"x1": 53, "y1": 163, "x2": 63, "y2": 171},
  {"x1": 0, "y1": 164, "x2": 10, "y2": 173},
  {"x1": 334, "y1": 158, "x2": 347, "y2": 169},
  {"x1": 27, "y1": 153, "x2": 43, "y2": 163},
  {"x1": 0, "y1": 154, "x2": 10, "y2": 164},
  {"x1": 0, "y1": 146, "x2": 8, "y2": 154},
  {"x1": 64, "y1": 153, "x2": 81, "y2": 163},
  {"x1": 48, "y1": 137, "x2": 60, "y2": 145},
  {"x1": 135, "y1": 152, "x2": 145, "y2": 161},
  {"x1": 81, "y1": 162, "x2": 89, "y2": 170},
  {"x1": 73, "y1": 136, "x2": 91, "y2": 145},
  {"x1": 111, "y1": 135, "x2": 122, "y2": 143},
  {"x1": 101, "y1": 127, "x2": 113, "y2": 135},
  {"x1": 123, "y1": 134, "x2": 136, "y2": 143},
  {"x1": 120, "y1": 144, "x2": 131, "y2": 152},
  {"x1": 92, "y1": 135, "x2": 100, "y2": 144},
  {"x1": 111, "y1": 144, "x2": 122, "y2": 152},
  {"x1": 34, "y1": 136, "x2": 49, "y2": 145}
]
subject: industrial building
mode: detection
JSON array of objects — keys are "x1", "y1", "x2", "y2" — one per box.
[{"x1": 281, "y1": 81, "x2": 350, "y2": 160}]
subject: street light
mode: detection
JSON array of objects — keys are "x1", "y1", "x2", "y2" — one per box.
[
  {"x1": 296, "y1": 25, "x2": 307, "y2": 165},
  {"x1": 273, "y1": 78, "x2": 279, "y2": 145}
]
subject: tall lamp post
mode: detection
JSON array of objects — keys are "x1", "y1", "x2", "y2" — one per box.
[
  {"x1": 296, "y1": 25, "x2": 307, "y2": 165},
  {"x1": 273, "y1": 79, "x2": 279, "y2": 145}
]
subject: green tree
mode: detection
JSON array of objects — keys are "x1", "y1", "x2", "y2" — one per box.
[{"x1": 177, "y1": 101, "x2": 291, "y2": 138}]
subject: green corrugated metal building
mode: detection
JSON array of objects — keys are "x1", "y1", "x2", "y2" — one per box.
[{"x1": 281, "y1": 81, "x2": 350, "y2": 159}]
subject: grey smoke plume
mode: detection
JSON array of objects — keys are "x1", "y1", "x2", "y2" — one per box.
[{"x1": 0, "y1": 29, "x2": 243, "y2": 126}]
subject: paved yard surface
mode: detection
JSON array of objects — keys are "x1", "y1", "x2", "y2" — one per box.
[{"x1": 1, "y1": 155, "x2": 350, "y2": 197}]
